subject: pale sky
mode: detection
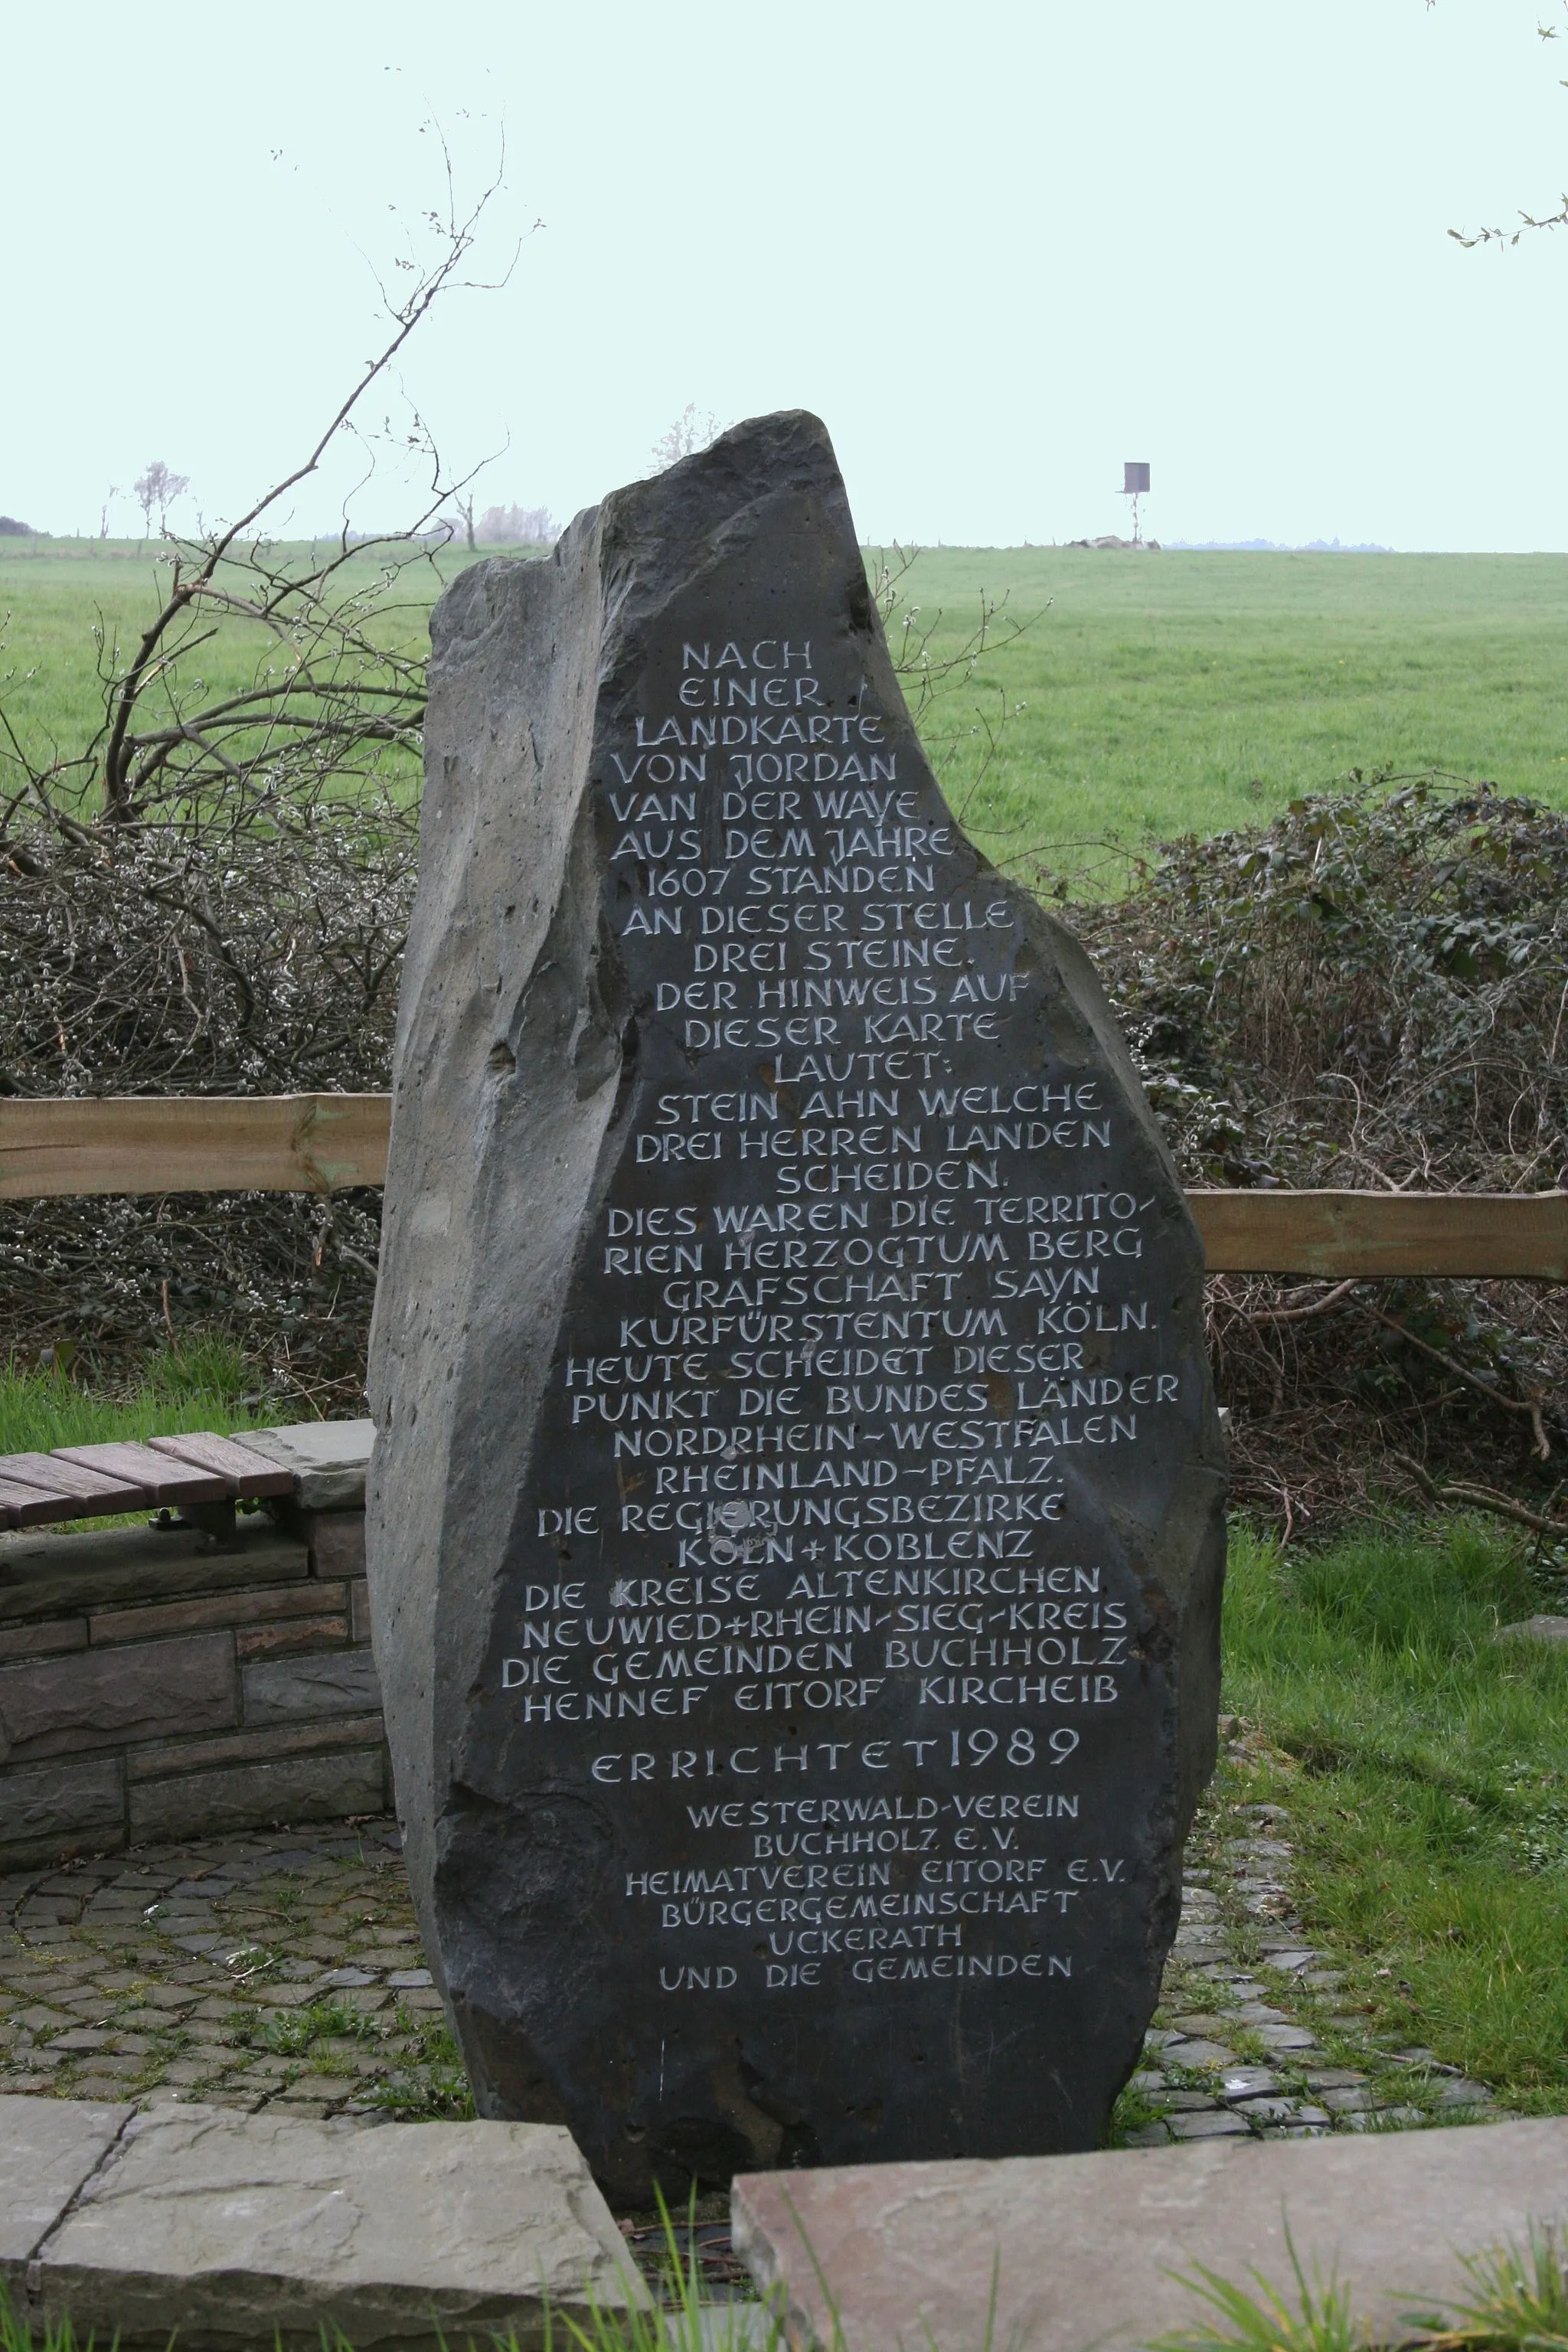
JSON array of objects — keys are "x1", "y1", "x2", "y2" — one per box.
[{"x1": 7, "y1": 2, "x2": 1567, "y2": 550}]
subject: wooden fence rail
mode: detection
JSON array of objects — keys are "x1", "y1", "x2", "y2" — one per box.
[{"x1": 2, "y1": 1096, "x2": 1565, "y2": 1280}]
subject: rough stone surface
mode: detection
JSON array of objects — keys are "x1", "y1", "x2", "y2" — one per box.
[
  {"x1": 237, "y1": 1614, "x2": 351, "y2": 1661},
  {"x1": 0, "y1": 1620, "x2": 89, "y2": 1664},
  {"x1": 733, "y1": 2117, "x2": 1568, "y2": 2352},
  {"x1": 242, "y1": 1651, "x2": 384, "y2": 1725},
  {"x1": 0, "y1": 1634, "x2": 237, "y2": 1763},
  {"x1": 37, "y1": 2100, "x2": 647, "y2": 2349},
  {"x1": 0, "y1": 2093, "x2": 130, "y2": 2273},
  {"x1": 368, "y1": 411, "x2": 1227, "y2": 2198},
  {"x1": 0, "y1": 1525, "x2": 309, "y2": 1622},
  {"x1": 0, "y1": 1756, "x2": 125, "y2": 1849},
  {"x1": 126, "y1": 1711, "x2": 387, "y2": 1780},
  {"x1": 245, "y1": 1424, "x2": 375, "y2": 1512},
  {"x1": 302, "y1": 1513, "x2": 368, "y2": 1579},
  {"x1": 128, "y1": 1750, "x2": 387, "y2": 1843},
  {"x1": 90, "y1": 1583, "x2": 347, "y2": 1645}
]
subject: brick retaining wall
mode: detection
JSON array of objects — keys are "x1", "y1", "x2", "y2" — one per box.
[{"x1": 0, "y1": 1505, "x2": 384, "y2": 1865}]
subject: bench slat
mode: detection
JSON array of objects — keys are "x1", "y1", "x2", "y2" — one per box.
[
  {"x1": 0, "y1": 1475, "x2": 97, "y2": 1530},
  {"x1": 147, "y1": 1432, "x2": 294, "y2": 1498},
  {"x1": 0, "y1": 1452, "x2": 153, "y2": 1510},
  {"x1": 51, "y1": 1442, "x2": 227, "y2": 1507}
]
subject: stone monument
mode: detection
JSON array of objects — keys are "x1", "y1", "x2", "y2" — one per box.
[{"x1": 367, "y1": 412, "x2": 1227, "y2": 2203}]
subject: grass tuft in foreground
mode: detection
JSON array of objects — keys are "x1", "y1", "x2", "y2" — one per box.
[
  {"x1": 1150, "y1": 2231, "x2": 1361, "y2": 2352},
  {"x1": 1152, "y1": 2220, "x2": 1568, "y2": 2352},
  {"x1": 1420, "y1": 2220, "x2": 1568, "y2": 2349},
  {"x1": 0, "y1": 2295, "x2": 92, "y2": 2352}
]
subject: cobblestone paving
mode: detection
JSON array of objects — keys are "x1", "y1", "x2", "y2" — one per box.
[
  {"x1": 0, "y1": 1795, "x2": 1500, "y2": 2154},
  {"x1": 1127, "y1": 1793, "x2": 1498, "y2": 2145},
  {"x1": 0, "y1": 1817, "x2": 466, "y2": 2120}
]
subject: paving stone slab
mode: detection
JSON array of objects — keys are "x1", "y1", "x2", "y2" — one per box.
[
  {"x1": 1167, "y1": 2110, "x2": 1251, "y2": 2139},
  {"x1": 38, "y1": 2100, "x2": 648, "y2": 2349},
  {"x1": 1162, "y1": 2038, "x2": 1238, "y2": 2068},
  {"x1": 0, "y1": 2094, "x2": 131, "y2": 2275},
  {"x1": 243, "y1": 1424, "x2": 375, "y2": 1512},
  {"x1": 1498, "y1": 1614, "x2": 1568, "y2": 1645},
  {"x1": 734, "y1": 2117, "x2": 1568, "y2": 2352}
]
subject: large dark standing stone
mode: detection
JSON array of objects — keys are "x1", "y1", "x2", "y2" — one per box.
[{"x1": 367, "y1": 413, "x2": 1226, "y2": 2203}]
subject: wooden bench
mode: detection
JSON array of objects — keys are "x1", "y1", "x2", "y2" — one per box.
[{"x1": 0, "y1": 1432, "x2": 295, "y2": 1540}]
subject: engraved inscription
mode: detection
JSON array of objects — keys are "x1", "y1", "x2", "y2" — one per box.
[{"x1": 497, "y1": 629, "x2": 1189, "y2": 2007}]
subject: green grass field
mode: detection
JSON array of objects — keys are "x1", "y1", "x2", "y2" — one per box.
[
  {"x1": 1219, "y1": 1520, "x2": 1568, "y2": 2109},
  {"x1": 6, "y1": 539, "x2": 1568, "y2": 883},
  {"x1": 892, "y1": 548, "x2": 1568, "y2": 887}
]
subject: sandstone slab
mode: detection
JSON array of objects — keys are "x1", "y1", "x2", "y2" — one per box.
[
  {"x1": 245, "y1": 1423, "x2": 375, "y2": 1511},
  {"x1": 242, "y1": 1649, "x2": 382, "y2": 1723},
  {"x1": 0, "y1": 1632, "x2": 236, "y2": 1762},
  {"x1": 0, "y1": 1755, "x2": 124, "y2": 1853},
  {"x1": 0, "y1": 2093, "x2": 130, "y2": 2276},
  {"x1": 0, "y1": 1524, "x2": 309, "y2": 1622},
  {"x1": 128, "y1": 1748, "x2": 387, "y2": 1842},
  {"x1": 733, "y1": 2117, "x2": 1568, "y2": 2352},
  {"x1": 39, "y1": 2101, "x2": 648, "y2": 2350}
]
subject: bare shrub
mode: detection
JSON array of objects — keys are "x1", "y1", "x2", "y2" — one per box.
[
  {"x1": 0, "y1": 809, "x2": 415, "y2": 1403},
  {"x1": 475, "y1": 502, "x2": 555, "y2": 544},
  {"x1": 0, "y1": 142, "x2": 521, "y2": 1410},
  {"x1": 1072, "y1": 776, "x2": 1568, "y2": 1532},
  {"x1": 650, "y1": 406, "x2": 725, "y2": 470}
]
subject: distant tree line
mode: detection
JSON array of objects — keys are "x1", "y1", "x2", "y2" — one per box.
[{"x1": 475, "y1": 501, "x2": 555, "y2": 544}]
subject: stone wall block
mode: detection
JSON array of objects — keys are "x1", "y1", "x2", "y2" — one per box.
[
  {"x1": 0, "y1": 1634, "x2": 236, "y2": 1763},
  {"x1": 241, "y1": 1649, "x2": 383, "y2": 1726},
  {"x1": 235, "y1": 1617, "x2": 349, "y2": 1662},
  {"x1": 129, "y1": 1749, "x2": 387, "y2": 1843},
  {"x1": 306, "y1": 1512, "x2": 366, "y2": 1580},
  {"x1": 0, "y1": 1620, "x2": 88, "y2": 1665},
  {"x1": 90, "y1": 1582, "x2": 347, "y2": 1646},
  {"x1": 350, "y1": 1579, "x2": 373, "y2": 1643},
  {"x1": 0, "y1": 1526, "x2": 307, "y2": 1625},
  {"x1": 127, "y1": 1711, "x2": 389, "y2": 1781},
  {"x1": 0, "y1": 1756, "x2": 124, "y2": 1854}
]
